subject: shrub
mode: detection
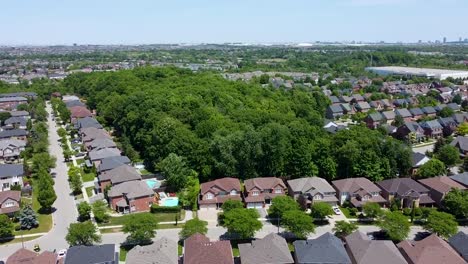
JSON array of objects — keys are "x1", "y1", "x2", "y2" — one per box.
[
  {"x1": 150, "y1": 205, "x2": 181, "y2": 213},
  {"x1": 403, "y1": 208, "x2": 412, "y2": 216},
  {"x1": 349, "y1": 208, "x2": 358, "y2": 216}
]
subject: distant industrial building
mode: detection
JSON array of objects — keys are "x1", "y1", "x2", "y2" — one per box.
[{"x1": 366, "y1": 66, "x2": 468, "y2": 80}]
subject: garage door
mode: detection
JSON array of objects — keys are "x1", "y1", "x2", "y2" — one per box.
[
  {"x1": 200, "y1": 204, "x2": 217, "y2": 210},
  {"x1": 247, "y1": 203, "x2": 263, "y2": 209}
]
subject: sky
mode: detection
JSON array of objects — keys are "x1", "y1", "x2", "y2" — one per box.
[{"x1": 2, "y1": 0, "x2": 467, "y2": 45}]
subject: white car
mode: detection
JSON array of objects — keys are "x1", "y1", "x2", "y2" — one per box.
[
  {"x1": 57, "y1": 249, "x2": 67, "y2": 259},
  {"x1": 332, "y1": 206, "x2": 341, "y2": 215}
]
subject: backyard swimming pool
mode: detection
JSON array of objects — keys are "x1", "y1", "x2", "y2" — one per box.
[
  {"x1": 162, "y1": 197, "x2": 179, "y2": 207},
  {"x1": 145, "y1": 179, "x2": 161, "y2": 189}
]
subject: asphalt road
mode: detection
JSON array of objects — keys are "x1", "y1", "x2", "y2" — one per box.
[{"x1": 0, "y1": 102, "x2": 78, "y2": 261}]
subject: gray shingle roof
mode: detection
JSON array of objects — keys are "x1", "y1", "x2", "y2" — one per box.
[
  {"x1": 98, "y1": 156, "x2": 131, "y2": 172},
  {"x1": 294, "y1": 232, "x2": 351, "y2": 264},
  {"x1": 0, "y1": 129, "x2": 28, "y2": 138},
  {"x1": 239, "y1": 233, "x2": 293, "y2": 264},
  {"x1": 450, "y1": 136, "x2": 468, "y2": 152},
  {"x1": 395, "y1": 108, "x2": 412, "y2": 118},
  {"x1": 88, "y1": 147, "x2": 121, "y2": 161},
  {"x1": 376, "y1": 178, "x2": 429, "y2": 196},
  {"x1": 75, "y1": 117, "x2": 103, "y2": 130},
  {"x1": 368, "y1": 112, "x2": 383, "y2": 122},
  {"x1": 4, "y1": 117, "x2": 27, "y2": 126},
  {"x1": 422, "y1": 106, "x2": 436, "y2": 114},
  {"x1": 125, "y1": 237, "x2": 178, "y2": 264},
  {"x1": 65, "y1": 100, "x2": 86, "y2": 108},
  {"x1": 287, "y1": 177, "x2": 336, "y2": 195},
  {"x1": 382, "y1": 111, "x2": 396, "y2": 120},
  {"x1": 420, "y1": 120, "x2": 443, "y2": 130},
  {"x1": 448, "y1": 231, "x2": 468, "y2": 262},
  {"x1": 107, "y1": 180, "x2": 154, "y2": 199},
  {"x1": 98, "y1": 164, "x2": 141, "y2": 184},
  {"x1": 0, "y1": 96, "x2": 27, "y2": 103},
  {"x1": 64, "y1": 244, "x2": 117, "y2": 264},
  {"x1": 328, "y1": 105, "x2": 343, "y2": 113},
  {"x1": 9, "y1": 110, "x2": 29, "y2": 117},
  {"x1": 409, "y1": 108, "x2": 423, "y2": 116},
  {"x1": 450, "y1": 172, "x2": 468, "y2": 187},
  {"x1": 0, "y1": 164, "x2": 24, "y2": 177}
]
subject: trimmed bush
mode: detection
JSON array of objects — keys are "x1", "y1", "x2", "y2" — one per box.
[{"x1": 150, "y1": 205, "x2": 181, "y2": 213}]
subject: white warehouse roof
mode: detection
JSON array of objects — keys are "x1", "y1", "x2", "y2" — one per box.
[{"x1": 366, "y1": 66, "x2": 468, "y2": 80}]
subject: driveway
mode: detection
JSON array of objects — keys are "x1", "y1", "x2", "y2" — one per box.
[
  {"x1": 0, "y1": 101, "x2": 78, "y2": 261},
  {"x1": 198, "y1": 209, "x2": 221, "y2": 226}
]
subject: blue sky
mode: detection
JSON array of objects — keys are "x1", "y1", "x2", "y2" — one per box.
[{"x1": 2, "y1": 0, "x2": 467, "y2": 45}]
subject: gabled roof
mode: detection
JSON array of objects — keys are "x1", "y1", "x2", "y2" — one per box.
[
  {"x1": 9, "y1": 110, "x2": 29, "y2": 117},
  {"x1": 328, "y1": 105, "x2": 343, "y2": 113},
  {"x1": 438, "y1": 116, "x2": 456, "y2": 127},
  {"x1": 87, "y1": 138, "x2": 117, "y2": 150},
  {"x1": 88, "y1": 147, "x2": 121, "y2": 161},
  {"x1": 244, "y1": 177, "x2": 286, "y2": 192},
  {"x1": 420, "y1": 120, "x2": 443, "y2": 130},
  {"x1": 64, "y1": 244, "x2": 117, "y2": 264},
  {"x1": 98, "y1": 156, "x2": 131, "y2": 172},
  {"x1": 450, "y1": 136, "x2": 468, "y2": 152},
  {"x1": 382, "y1": 110, "x2": 396, "y2": 120},
  {"x1": 332, "y1": 177, "x2": 382, "y2": 193},
  {"x1": 184, "y1": 233, "x2": 233, "y2": 264},
  {"x1": 99, "y1": 164, "x2": 141, "y2": 184},
  {"x1": 287, "y1": 177, "x2": 336, "y2": 195},
  {"x1": 453, "y1": 113, "x2": 468, "y2": 124},
  {"x1": 340, "y1": 103, "x2": 352, "y2": 112},
  {"x1": 6, "y1": 248, "x2": 57, "y2": 264},
  {"x1": 0, "y1": 129, "x2": 28, "y2": 138},
  {"x1": 409, "y1": 108, "x2": 423, "y2": 116},
  {"x1": 65, "y1": 100, "x2": 86, "y2": 108},
  {"x1": 294, "y1": 232, "x2": 351, "y2": 264},
  {"x1": 239, "y1": 233, "x2": 293, "y2": 264},
  {"x1": 200, "y1": 177, "x2": 241, "y2": 195},
  {"x1": 0, "y1": 139, "x2": 26, "y2": 150},
  {"x1": 421, "y1": 106, "x2": 436, "y2": 114},
  {"x1": 355, "y1": 101, "x2": 371, "y2": 110},
  {"x1": 403, "y1": 121, "x2": 423, "y2": 133},
  {"x1": 448, "y1": 231, "x2": 468, "y2": 262},
  {"x1": 108, "y1": 180, "x2": 154, "y2": 199},
  {"x1": 0, "y1": 164, "x2": 24, "y2": 177},
  {"x1": 395, "y1": 108, "x2": 412, "y2": 118},
  {"x1": 377, "y1": 178, "x2": 429, "y2": 197},
  {"x1": 69, "y1": 106, "x2": 93, "y2": 118},
  {"x1": 367, "y1": 112, "x2": 383, "y2": 122},
  {"x1": 352, "y1": 94, "x2": 364, "y2": 101},
  {"x1": 418, "y1": 176, "x2": 466, "y2": 194},
  {"x1": 447, "y1": 103, "x2": 461, "y2": 111},
  {"x1": 411, "y1": 152, "x2": 429, "y2": 167},
  {"x1": 80, "y1": 127, "x2": 110, "y2": 141},
  {"x1": 329, "y1": 96, "x2": 340, "y2": 104},
  {"x1": 0, "y1": 190, "x2": 21, "y2": 204},
  {"x1": 125, "y1": 237, "x2": 178, "y2": 264},
  {"x1": 450, "y1": 172, "x2": 468, "y2": 187},
  {"x1": 75, "y1": 117, "x2": 103, "y2": 130},
  {"x1": 345, "y1": 231, "x2": 407, "y2": 264},
  {"x1": 4, "y1": 116, "x2": 27, "y2": 125},
  {"x1": 397, "y1": 234, "x2": 465, "y2": 264}
]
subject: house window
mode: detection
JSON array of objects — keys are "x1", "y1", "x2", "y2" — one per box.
[
  {"x1": 252, "y1": 191, "x2": 259, "y2": 196},
  {"x1": 2, "y1": 183, "x2": 9, "y2": 189},
  {"x1": 206, "y1": 193, "x2": 214, "y2": 200},
  {"x1": 274, "y1": 188, "x2": 282, "y2": 194},
  {"x1": 4, "y1": 201, "x2": 14, "y2": 207},
  {"x1": 314, "y1": 194, "x2": 322, "y2": 200},
  {"x1": 230, "y1": 190, "x2": 237, "y2": 195}
]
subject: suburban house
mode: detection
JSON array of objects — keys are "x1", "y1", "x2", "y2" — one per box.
[
  {"x1": 98, "y1": 156, "x2": 131, "y2": 173},
  {"x1": 369, "y1": 101, "x2": 384, "y2": 111},
  {"x1": 0, "y1": 129, "x2": 28, "y2": 141},
  {"x1": 80, "y1": 127, "x2": 111, "y2": 143},
  {"x1": 365, "y1": 112, "x2": 384, "y2": 129},
  {"x1": 107, "y1": 181, "x2": 155, "y2": 213},
  {"x1": 0, "y1": 190, "x2": 21, "y2": 215},
  {"x1": 0, "y1": 139, "x2": 26, "y2": 162},
  {"x1": 6, "y1": 248, "x2": 57, "y2": 264},
  {"x1": 395, "y1": 122, "x2": 425, "y2": 143},
  {"x1": 65, "y1": 100, "x2": 86, "y2": 108},
  {"x1": 294, "y1": 232, "x2": 351, "y2": 264},
  {"x1": 438, "y1": 116, "x2": 458, "y2": 136},
  {"x1": 199, "y1": 177, "x2": 242, "y2": 210},
  {"x1": 453, "y1": 113, "x2": 468, "y2": 124},
  {"x1": 354, "y1": 101, "x2": 371, "y2": 112},
  {"x1": 183, "y1": 233, "x2": 233, "y2": 264},
  {"x1": 287, "y1": 177, "x2": 338, "y2": 207},
  {"x1": 450, "y1": 136, "x2": 468, "y2": 156},
  {"x1": 447, "y1": 102, "x2": 461, "y2": 111},
  {"x1": 397, "y1": 234, "x2": 465, "y2": 264},
  {"x1": 344, "y1": 231, "x2": 408, "y2": 264},
  {"x1": 3, "y1": 117, "x2": 27, "y2": 129},
  {"x1": 69, "y1": 106, "x2": 93, "y2": 122},
  {"x1": 420, "y1": 120, "x2": 443, "y2": 138},
  {"x1": 125, "y1": 237, "x2": 178, "y2": 264},
  {"x1": 326, "y1": 105, "x2": 344, "y2": 120},
  {"x1": 97, "y1": 164, "x2": 142, "y2": 191},
  {"x1": 448, "y1": 232, "x2": 468, "y2": 262},
  {"x1": 74, "y1": 116, "x2": 103, "y2": 130},
  {"x1": 376, "y1": 178, "x2": 434, "y2": 208},
  {"x1": 9, "y1": 110, "x2": 30, "y2": 119},
  {"x1": 85, "y1": 138, "x2": 117, "y2": 151},
  {"x1": 0, "y1": 96, "x2": 27, "y2": 110},
  {"x1": 410, "y1": 152, "x2": 430, "y2": 175},
  {"x1": 88, "y1": 147, "x2": 121, "y2": 167},
  {"x1": 64, "y1": 244, "x2": 118, "y2": 264},
  {"x1": 340, "y1": 103, "x2": 354, "y2": 115},
  {"x1": 0, "y1": 164, "x2": 24, "y2": 191},
  {"x1": 450, "y1": 172, "x2": 468, "y2": 187},
  {"x1": 409, "y1": 108, "x2": 424, "y2": 120},
  {"x1": 381, "y1": 111, "x2": 395, "y2": 125},
  {"x1": 332, "y1": 178, "x2": 386, "y2": 208},
  {"x1": 329, "y1": 96, "x2": 340, "y2": 105},
  {"x1": 239, "y1": 233, "x2": 293, "y2": 264},
  {"x1": 421, "y1": 106, "x2": 437, "y2": 117},
  {"x1": 418, "y1": 176, "x2": 466, "y2": 205},
  {"x1": 395, "y1": 108, "x2": 412, "y2": 122},
  {"x1": 243, "y1": 177, "x2": 287, "y2": 208}
]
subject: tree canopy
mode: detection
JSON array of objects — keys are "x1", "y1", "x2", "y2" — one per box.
[
  {"x1": 179, "y1": 218, "x2": 208, "y2": 239},
  {"x1": 310, "y1": 202, "x2": 333, "y2": 221},
  {"x1": 424, "y1": 211, "x2": 458, "y2": 239},
  {"x1": 222, "y1": 208, "x2": 262, "y2": 239},
  {"x1": 378, "y1": 211, "x2": 410, "y2": 242},
  {"x1": 417, "y1": 159, "x2": 446, "y2": 178},
  {"x1": 333, "y1": 220, "x2": 358, "y2": 239},
  {"x1": 66, "y1": 221, "x2": 102, "y2": 246},
  {"x1": 281, "y1": 210, "x2": 315, "y2": 239},
  {"x1": 268, "y1": 196, "x2": 300, "y2": 218},
  {"x1": 122, "y1": 213, "x2": 159, "y2": 245},
  {"x1": 442, "y1": 189, "x2": 468, "y2": 219}
]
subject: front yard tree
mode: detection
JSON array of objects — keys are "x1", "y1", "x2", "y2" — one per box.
[
  {"x1": 435, "y1": 145, "x2": 461, "y2": 167},
  {"x1": 268, "y1": 196, "x2": 300, "y2": 218},
  {"x1": 66, "y1": 221, "x2": 102, "y2": 246},
  {"x1": 179, "y1": 218, "x2": 208, "y2": 239},
  {"x1": 362, "y1": 202, "x2": 383, "y2": 220},
  {"x1": 69, "y1": 171, "x2": 83, "y2": 194},
  {"x1": 416, "y1": 159, "x2": 446, "y2": 179},
  {"x1": 92, "y1": 201, "x2": 110, "y2": 223},
  {"x1": 221, "y1": 199, "x2": 244, "y2": 213},
  {"x1": 178, "y1": 176, "x2": 200, "y2": 211},
  {"x1": 457, "y1": 122, "x2": 468, "y2": 136},
  {"x1": 443, "y1": 189, "x2": 468, "y2": 219},
  {"x1": 282, "y1": 210, "x2": 315, "y2": 239},
  {"x1": 223, "y1": 208, "x2": 262, "y2": 239},
  {"x1": 424, "y1": 211, "x2": 458, "y2": 239},
  {"x1": 77, "y1": 202, "x2": 92, "y2": 221},
  {"x1": 123, "y1": 213, "x2": 158, "y2": 245},
  {"x1": 378, "y1": 211, "x2": 410, "y2": 242},
  {"x1": 37, "y1": 180, "x2": 57, "y2": 213},
  {"x1": 17, "y1": 205, "x2": 39, "y2": 230},
  {"x1": 156, "y1": 153, "x2": 198, "y2": 192},
  {"x1": 310, "y1": 202, "x2": 334, "y2": 221},
  {"x1": 333, "y1": 220, "x2": 358, "y2": 239},
  {"x1": 0, "y1": 214, "x2": 14, "y2": 238}
]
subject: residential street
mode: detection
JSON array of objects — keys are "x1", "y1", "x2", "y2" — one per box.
[{"x1": 0, "y1": 102, "x2": 78, "y2": 261}]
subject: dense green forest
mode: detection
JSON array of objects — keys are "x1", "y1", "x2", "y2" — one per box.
[{"x1": 61, "y1": 67, "x2": 412, "y2": 182}]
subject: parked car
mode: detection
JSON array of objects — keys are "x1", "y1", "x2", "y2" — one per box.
[
  {"x1": 76, "y1": 152, "x2": 85, "y2": 157},
  {"x1": 51, "y1": 172, "x2": 57, "y2": 178},
  {"x1": 57, "y1": 249, "x2": 67, "y2": 259},
  {"x1": 33, "y1": 244, "x2": 40, "y2": 252},
  {"x1": 332, "y1": 206, "x2": 341, "y2": 215}
]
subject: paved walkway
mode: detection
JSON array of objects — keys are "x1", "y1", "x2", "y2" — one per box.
[{"x1": 0, "y1": 102, "x2": 79, "y2": 261}]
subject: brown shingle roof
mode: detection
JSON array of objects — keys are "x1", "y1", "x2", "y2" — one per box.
[
  {"x1": 332, "y1": 177, "x2": 382, "y2": 193},
  {"x1": 6, "y1": 248, "x2": 57, "y2": 264},
  {"x1": 183, "y1": 233, "x2": 233, "y2": 264},
  {"x1": 69, "y1": 106, "x2": 92, "y2": 119},
  {"x1": 0, "y1": 190, "x2": 20, "y2": 204},
  {"x1": 244, "y1": 177, "x2": 286, "y2": 192},
  {"x1": 200, "y1": 177, "x2": 241, "y2": 195},
  {"x1": 418, "y1": 176, "x2": 466, "y2": 194},
  {"x1": 397, "y1": 234, "x2": 466, "y2": 264}
]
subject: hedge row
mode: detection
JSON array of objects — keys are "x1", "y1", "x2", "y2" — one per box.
[{"x1": 150, "y1": 205, "x2": 181, "y2": 213}]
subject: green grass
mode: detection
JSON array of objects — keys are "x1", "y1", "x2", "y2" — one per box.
[
  {"x1": 339, "y1": 206, "x2": 353, "y2": 218},
  {"x1": 119, "y1": 245, "x2": 133, "y2": 261},
  {"x1": 74, "y1": 193, "x2": 83, "y2": 200},
  {"x1": 81, "y1": 170, "x2": 96, "y2": 182},
  {"x1": 14, "y1": 188, "x2": 53, "y2": 236},
  {"x1": 178, "y1": 244, "x2": 183, "y2": 256},
  {"x1": 98, "y1": 211, "x2": 186, "y2": 227},
  {"x1": 287, "y1": 242, "x2": 295, "y2": 252},
  {"x1": 231, "y1": 243, "x2": 240, "y2": 257},
  {"x1": 86, "y1": 186, "x2": 94, "y2": 197},
  {"x1": 76, "y1": 159, "x2": 84, "y2": 166},
  {"x1": 139, "y1": 169, "x2": 150, "y2": 175},
  {"x1": 99, "y1": 223, "x2": 184, "y2": 234}
]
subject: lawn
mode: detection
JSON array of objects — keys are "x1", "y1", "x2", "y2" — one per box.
[
  {"x1": 81, "y1": 169, "x2": 96, "y2": 182},
  {"x1": 76, "y1": 159, "x2": 84, "y2": 166},
  {"x1": 0, "y1": 235, "x2": 42, "y2": 245},
  {"x1": 98, "y1": 211, "x2": 186, "y2": 227},
  {"x1": 86, "y1": 186, "x2": 94, "y2": 197},
  {"x1": 98, "y1": 223, "x2": 184, "y2": 233},
  {"x1": 119, "y1": 245, "x2": 132, "y2": 262},
  {"x1": 339, "y1": 206, "x2": 353, "y2": 218},
  {"x1": 15, "y1": 188, "x2": 53, "y2": 236}
]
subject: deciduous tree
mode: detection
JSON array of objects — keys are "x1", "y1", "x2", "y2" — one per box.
[
  {"x1": 268, "y1": 196, "x2": 300, "y2": 218},
  {"x1": 0, "y1": 214, "x2": 14, "y2": 238},
  {"x1": 333, "y1": 220, "x2": 358, "y2": 238},
  {"x1": 424, "y1": 211, "x2": 458, "y2": 239},
  {"x1": 223, "y1": 208, "x2": 262, "y2": 239},
  {"x1": 417, "y1": 159, "x2": 446, "y2": 178},
  {"x1": 378, "y1": 211, "x2": 410, "y2": 241},
  {"x1": 310, "y1": 202, "x2": 333, "y2": 221},
  {"x1": 443, "y1": 189, "x2": 468, "y2": 219},
  {"x1": 282, "y1": 210, "x2": 315, "y2": 239},
  {"x1": 123, "y1": 213, "x2": 158, "y2": 245},
  {"x1": 66, "y1": 221, "x2": 101, "y2": 246},
  {"x1": 179, "y1": 218, "x2": 208, "y2": 239}
]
